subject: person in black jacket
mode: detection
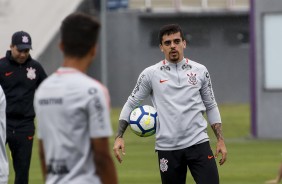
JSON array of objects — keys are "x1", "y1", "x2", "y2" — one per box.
[{"x1": 0, "y1": 31, "x2": 47, "y2": 184}]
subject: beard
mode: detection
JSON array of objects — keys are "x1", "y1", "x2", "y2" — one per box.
[
  {"x1": 15, "y1": 57, "x2": 28, "y2": 64},
  {"x1": 169, "y1": 51, "x2": 179, "y2": 62}
]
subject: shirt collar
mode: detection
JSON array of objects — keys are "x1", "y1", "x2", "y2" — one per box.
[{"x1": 163, "y1": 58, "x2": 187, "y2": 66}]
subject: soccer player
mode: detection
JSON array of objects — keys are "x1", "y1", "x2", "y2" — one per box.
[
  {"x1": 113, "y1": 24, "x2": 227, "y2": 184},
  {"x1": 34, "y1": 12, "x2": 118, "y2": 184},
  {"x1": 0, "y1": 31, "x2": 47, "y2": 184},
  {"x1": 0, "y1": 86, "x2": 8, "y2": 184}
]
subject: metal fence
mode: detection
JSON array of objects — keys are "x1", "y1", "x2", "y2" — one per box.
[{"x1": 128, "y1": 0, "x2": 249, "y2": 11}]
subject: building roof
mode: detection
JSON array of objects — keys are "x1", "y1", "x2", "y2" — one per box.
[{"x1": 0, "y1": 0, "x2": 83, "y2": 59}]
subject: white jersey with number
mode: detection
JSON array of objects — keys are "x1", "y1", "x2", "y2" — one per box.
[
  {"x1": 0, "y1": 86, "x2": 8, "y2": 184},
  {"x1": 120, "y1": 58, "x2": 222, "y2": 151},
  {"x1": 34, "y1": 67, "x2": 113, "y2": 184}
]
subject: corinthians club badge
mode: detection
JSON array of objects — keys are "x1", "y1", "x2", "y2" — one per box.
[
  {"x1": 160, "y1": 158, "x2": 168, "y2": 172},
  {"x1": 26, "y1": 67, "x2": 36, "y2": 80},
  {"x1": 187, "y1": 72, "x2": 197, "y2": 85}
]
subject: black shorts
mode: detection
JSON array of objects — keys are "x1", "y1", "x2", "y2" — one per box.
[{"x1": 157, "y1": 141, "x2": 219, "y2": 184}]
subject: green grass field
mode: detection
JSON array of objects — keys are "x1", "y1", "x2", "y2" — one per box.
[{"x1": 7, "y1": 104, "x2": 282, "y2": 184}]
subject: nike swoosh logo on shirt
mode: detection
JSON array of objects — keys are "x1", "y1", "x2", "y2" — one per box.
[
  {"x1": 5, "y1": 72, "x2": 13, "y2": 77},
  {"x1": 160, "y1": 79, "x2": 168, "y2": 83}
]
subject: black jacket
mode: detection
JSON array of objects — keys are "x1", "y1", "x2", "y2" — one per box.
[{"x1": 0, "y1": 51, "x2": 47, "y2": 134}]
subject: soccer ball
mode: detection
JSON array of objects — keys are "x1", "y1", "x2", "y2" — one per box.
[{"x1": 129, "y1": 105, "x2": 157, "y2": 137}]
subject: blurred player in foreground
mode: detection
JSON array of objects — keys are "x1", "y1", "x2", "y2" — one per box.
[
  {"x1": 34, "y1": 12, "x2": 118, "y2": 184},
  {"x1": 0, "y1": 86, "x2": 8, "y2": 184},
  {"x1": 113, "y1": 24, "x2": 227, "y2": 184}
]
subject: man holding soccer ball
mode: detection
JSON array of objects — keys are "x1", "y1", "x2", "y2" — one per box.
[{"x1": 113, "y1": 24, "x2": 227, "y2": 184}]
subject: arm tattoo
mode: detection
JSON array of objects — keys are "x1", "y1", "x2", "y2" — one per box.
[
  {"x1": 211, "y1": 123, "x2": 224, "y2": 141},
  {"x1": 115, "y1": 120, "x2": 129, "y2": 139}
]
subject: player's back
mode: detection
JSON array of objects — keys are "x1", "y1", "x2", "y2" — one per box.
[
  {"x1": 34, "y1": 67, "x2": 111, "y2": 184},
  {"x1": 0, "y1": 86, "x2": 8, "y2": 184}
]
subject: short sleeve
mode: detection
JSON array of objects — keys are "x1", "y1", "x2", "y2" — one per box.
[{"x1": 87, "y1": 86, "x2": 113, "y2": 138}]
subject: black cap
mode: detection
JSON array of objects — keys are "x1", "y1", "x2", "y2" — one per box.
[{"x1": 11, "y1": 31, "x2": 32, "y2": 51}]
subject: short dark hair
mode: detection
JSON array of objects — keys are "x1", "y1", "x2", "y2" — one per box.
[
  {"x1": 158, "y1": 24, "x2": 185, "y2": 45},
  {"x1": 60, "y1": 12, "x2": 101, "y2": 57}
]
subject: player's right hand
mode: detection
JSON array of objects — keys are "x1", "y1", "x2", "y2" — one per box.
[{"x1": 113, "y1": 137, "x2": 125, "y2": 163}]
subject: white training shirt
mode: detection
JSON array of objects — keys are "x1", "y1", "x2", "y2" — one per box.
[
  {"x1": 34, "y1": 67, "x2": 113, "y2": 184},
  {"x1": 0, "y1": 86, "x2": 8, "y2": 184},
  {"x1": 120, "y1": 58, "x2": 222, "y2": 151}
]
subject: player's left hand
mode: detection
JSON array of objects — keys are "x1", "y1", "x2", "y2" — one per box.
[
  {"x1": 113, "y1": 137, "x2": 125, "y2": 163},
  {"x1": 215, "y1": 139, "x2": 227, "y2": 165}
]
